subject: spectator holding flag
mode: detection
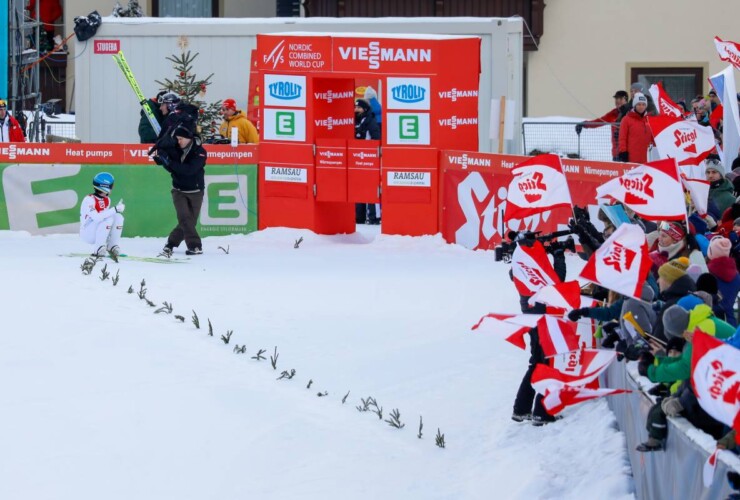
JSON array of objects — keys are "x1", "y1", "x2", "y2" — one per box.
[{"x1": 618, "y1": 93, "x2": 654, "y2": 164}]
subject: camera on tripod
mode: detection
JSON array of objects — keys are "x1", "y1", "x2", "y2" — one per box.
[{"x1": 494, "y1": 228, "x2": 576, "y2": 262}]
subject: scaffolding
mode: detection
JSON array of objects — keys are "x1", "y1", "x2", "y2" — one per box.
[{"x1": 8, "y1": 0, "x2": 42, "y2": 141}]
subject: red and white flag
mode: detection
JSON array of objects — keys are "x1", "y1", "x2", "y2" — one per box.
[
  {"x1": 532, "y1": 349, "x2": 617, "y2": 390},
  {"x1": 648, "y1": 82, "x2": 685, "y2": 118},
  {"x1": 710, "y1": 104, "x2": 724, "y2": 130},
  {"x1": 537, "y1": 315, "x2": 580, "y2": 357},
  {"x1": 680, "y1": 174, "x2": 711, "y2": 216},
  {"x1": 470, "y1": 313, "x2": 541, "y2": 350},
  {"x1": 511, "y1": 241, "x2": 561, "y2": 296},
  {"x1": 505, "y1": 154, "x2": 573, "y2": 222},
  {"x1": 596, "y1": 158, "x2": 685, "y2": 220},
  {"x1": 715, "y1": 36, "x2": 740, "y2": 71},
  {"x1": 579, "y1": 223, "x2": 652, "y2": 300},
  {"x1": 649, "y1": 115, "x2": 716, "y2": 166},
  {"x1": 691, "y1": 332, "x2": 740, "y2": 436},
  {"x1": 541, "y1": 385, "x2": 630, "y2": 416},
  {"x1": 527, "y1": 280, "x2": 581, "y2": 311}
]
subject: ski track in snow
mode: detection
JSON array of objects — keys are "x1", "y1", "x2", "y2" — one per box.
[{"x1": 0, "y1": 227, "x2": 634, "y2": 500}]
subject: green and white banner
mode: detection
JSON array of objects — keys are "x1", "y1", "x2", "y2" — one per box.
[{"x1": 0, "y1": 164, "x2": 258, "y2": 236}]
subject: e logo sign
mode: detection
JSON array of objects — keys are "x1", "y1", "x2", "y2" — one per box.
[
  {"x1": 263, "y1": 108, "x2": 306, "y2": 142},
  {"x1": 201, "y1": 175, "x2": 248, "y2": 226},
  {"x1": 386, "y1": 112, "x2": 430, "y2": 145}
]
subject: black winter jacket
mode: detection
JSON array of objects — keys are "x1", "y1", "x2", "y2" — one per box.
[
  {"x1": 653, "y1": 275, "x2": 697, "y2": 342},
  {"x1": 157, "y1": 140, "x2": 207, "y2": 192}
]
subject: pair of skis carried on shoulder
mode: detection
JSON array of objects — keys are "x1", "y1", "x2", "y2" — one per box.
[{"x1": 112, "y1": 50, "x2": 162, "y2": 136}]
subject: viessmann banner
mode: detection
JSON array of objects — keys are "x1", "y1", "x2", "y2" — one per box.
[
  {"x1": 440, "y1": 151, "x2": 633, "y2": 251},
  {"x1": 0, "y1": 144, "x2": 258, "y2": 236}
]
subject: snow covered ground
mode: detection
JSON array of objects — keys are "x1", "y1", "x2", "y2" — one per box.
[{"x1": 0, "y1": 226, "x2": 634, "y2": 500}]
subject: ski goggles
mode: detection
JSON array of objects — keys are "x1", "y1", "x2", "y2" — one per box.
[{"x1": 658, "y1": 221, "x2": 686, "y2": 241}]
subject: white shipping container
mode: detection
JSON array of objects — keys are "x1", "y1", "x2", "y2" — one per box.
[{"x1": 75, "y1": 16, "x2": 523, "y2": 153}]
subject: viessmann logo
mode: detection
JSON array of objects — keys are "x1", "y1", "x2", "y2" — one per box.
[
  {"x1": 0, "y1": 145, "x2": 51, "y2": 160},
  {"x1": 352, "y1": 151, "x2": 378, "y2": 160},
  {"x1": 438, "y1": 116, "x2": 478, "y2": 130},
  {"x1": 318, "y1": 150, "x2": 344, "y2": 159},
  {"x1": 314, "y1": 117, "x2": 354, "y2": 130},
  {"x1": 447, "y1": 153, "x2": 491, "y2": 169},
  {"x1": 438, "y1": 88, "x2": 479, "y2": 102},
  {"x1": 337, "y1": 41, "x2": 432, "y2": 70},
  {"x1": 314, "y1": 90, "x2": 354, "y2": 103},
  {"x1": 268, "y1": 81, "x2": 302, "y2": 101},
  {"x1": 390, "y1": 84, "x2": 426, "y2": 104}
]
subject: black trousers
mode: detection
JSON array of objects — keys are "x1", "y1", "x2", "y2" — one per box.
[
  {"x1": 512, "y1": 326, "x2": 552, "y2": 420},
  {"x1": 168, "y1": 189, "x2": 204, "y2": 250},
  {"x1": 355, "y1": 203, "x2": 378, "y2": 223}
]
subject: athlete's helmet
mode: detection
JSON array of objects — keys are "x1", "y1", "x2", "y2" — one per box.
[
  {"x1": 93, "y1": 172, "x2": 114, "y2": 194},
  {"x1": 158, "y1": 92, "x2": 181, "y2": 112}
]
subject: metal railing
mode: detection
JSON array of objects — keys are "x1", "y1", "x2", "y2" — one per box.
[
  {"x1": 26, "y1": 117, "x2": 77, "y2": 142},
  {"x1": 522, "y1": 121, "x2": 619, "y2": 162}
]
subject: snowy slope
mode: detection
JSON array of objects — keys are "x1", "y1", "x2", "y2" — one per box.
[{"x1": 0, "y1": 227, "x2": 634, "y2": 500}]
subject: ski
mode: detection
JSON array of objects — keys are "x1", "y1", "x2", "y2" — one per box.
[
  {"x1": 112, "y1": 50, "x2": 162, "y2": 135},
  {"x1": 62, "y1": 253, "x2": 189, "y2": 264}
]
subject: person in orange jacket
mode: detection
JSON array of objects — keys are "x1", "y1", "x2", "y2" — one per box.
[
  {"x1": 218, "y1": 99, "x2": 258, "y2": 144},
  {"x1": 0, "y1": 99, "x2": 26, "y2": 142},
  {"x1": 617, "y1": 92, "x2": 654, "y2": 164}
]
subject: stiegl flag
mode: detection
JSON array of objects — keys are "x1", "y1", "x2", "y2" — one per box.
[
  {"x1": 691, "y1": 332, "x2": 740, "y2": 442},
  {"x1": 510, "y1": 241, "x2": 561, "y2": 296},
  {"x1": 579, "y1": 223, "x2": 652, "y2": 300},
  {"x1": 649, "y1": 115, "x2": 716, "y2": 166},
  {"x1": 595, "y1": 158, "x2": 685, "y2": 220},
  {"x1": 505, "y1": 154, "x2": 573, "y2": 223}
]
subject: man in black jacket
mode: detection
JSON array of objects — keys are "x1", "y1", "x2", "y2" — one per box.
[
  {"x1": 354, "y1": 98, "x2": 381, "y2": 224},
  {"x1": 138, "y1": 90, "x2": 166, "y2": 144},
  {"x1": 153, "y1": 122, "x2": 207, "y2": 256}
]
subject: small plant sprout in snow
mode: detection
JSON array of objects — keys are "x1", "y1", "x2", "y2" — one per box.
[
  {"x1": 191, "y1": 310, "x2": 200, "y2": 329},
  {"x1": 435, "y1": 428, "x2": 446, "y2": 449},
  {"x1": 342, "y1": 391, "x2": 350, "y2": 404},
  {"x1": 154, "y1": 301, "x2": 173, "y2": 314},
  {"x1": 251, "y1": 349, "x2": 266, "y2": 361},
  {"x1": 112, "y1": 270, "x2": 120, "y2": 286},
  {"x1": 174, "y1": 315, "x2": 185, "y2": 322},
  {"x1": 270, "y1": 346, "x2": 279, "y2": 370},
  {"x1": 99, "y1": 263, "x2": 110, "y2": 281},
  {"x1": 221, "y1": 330, "x2": 233, "y2": 344},
  {"x1": 385, "y1": 409, "x2": 405, "y2": 429},
  {"x1": 208, "y1": 319, "x2": 213, "y2": 337}
]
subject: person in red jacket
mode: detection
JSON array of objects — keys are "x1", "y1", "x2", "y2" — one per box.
[
  {"x1": 617, "y1": 92, "x2": 653, "y2": 164},
  {"x1": 576, "y1": 90, "x2": 629, "y2": 160},
  {"x1": 0, "y1": 99, "x2": 26, "y2": 142}
]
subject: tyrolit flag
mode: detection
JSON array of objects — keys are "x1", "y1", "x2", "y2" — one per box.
[
  {"x1": 527, "y1": 280, "x2": 581, "y2": 311},
  {"x1": 537, "y1": 315, "x2": 580, "y2": 357},
  {"x1": 649, "y1": 115, "x2": 716, "y2": 166},
  {"x1": 596, "y1": 158, "x2": 685, "y2": 220},
  {"x1": 709, "y1": 66, "x2": 740, "y2": 168},
  {"x1": 541, "y1": 385, "x2": 629, "y2": 416},
  {"x1": 510, "y1": 241, "x2": 561, "y2": 296},
  {"x1": 691, "y1": 332, "x2": 740, "y2": 436},
  {"x1": 505, "y1": 154, "x2": 573, "y2": 222},
  {"x1": 580, "y1": 223, "x2": 652, "y2": 299},
  {"x1": 714, "y1": 36, "x2": 740, "y2": 71},
  {"x1": 648, "y1": 82, "x2": 684, "y2": 118}
]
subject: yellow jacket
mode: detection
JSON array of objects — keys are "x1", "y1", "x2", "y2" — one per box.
[{"x1": 219, "y1": 111, "x2": 259, "y2": 144}]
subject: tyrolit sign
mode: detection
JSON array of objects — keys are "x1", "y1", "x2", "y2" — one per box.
[
  {"x1": 386, "y1": 113, "x2": 430, "y2": 145},
  {"x1": 263, "y1": 109, "x2": 306, "y2": 142},
  {"x1": 386, "y1": 77, "x2": 430, "y2": 110},
  {"x1": 264, "y1": 74, "x2": 306, "y2": 107}
]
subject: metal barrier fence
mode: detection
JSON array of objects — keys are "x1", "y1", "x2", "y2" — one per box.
[
  {"x1": 522, "y1": 121, "x2": 618, "y2": 162},
  {"x1": 27, "y1": 118, "x2": 77, "y2": 142}
]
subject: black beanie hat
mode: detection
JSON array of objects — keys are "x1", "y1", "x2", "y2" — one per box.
[{"x1": 696, "y1": 273, "x2": 719, "y2": 295}]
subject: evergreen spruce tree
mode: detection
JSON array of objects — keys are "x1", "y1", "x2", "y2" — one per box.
[{"x1": 155, "y1": 50, "x2": 222, "y2": 138}]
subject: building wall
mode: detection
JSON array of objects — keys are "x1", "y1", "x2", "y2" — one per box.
[
  {"x1": 221, "y1": 0, "x2": 275, "y2": 17},
  {"x1": 526, "y1": 0, "x2": 740, "y2": 118}
]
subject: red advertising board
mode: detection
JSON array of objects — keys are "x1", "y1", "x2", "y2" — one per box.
[
  {"x1": 94, "y1": 39, "x2": 120, "y2": 54},
  {"x1": 0, "y1": 143, "x2": 258, "y2": 165},
  {"x1": 332, "y1": 36, "x2": 437, "y2": 75},
  {"x1": 440, "y1": 150, "x2": 634, "y2": 250},
  {"x1": 312, "y1": 78, "x2": 355, "y2": 139},
  {"x1": 315, "y1": 138, "x2": 347, "y2": 202},
  {"x1": 348, "y1": 139, "x2": 380, "y2": 203}
]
